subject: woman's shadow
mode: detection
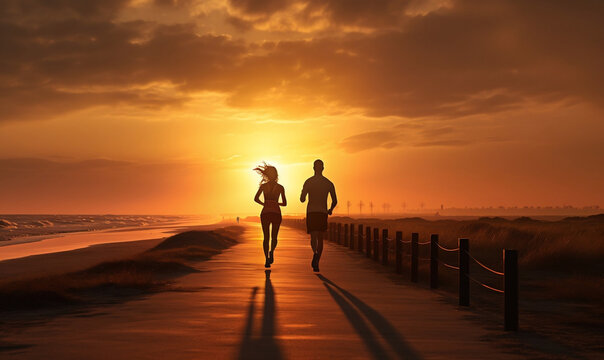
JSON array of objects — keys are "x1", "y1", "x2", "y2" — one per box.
[
  {"x1": 317, "y1": 274, "x2": 422, "y2": 360},
  {"x1": 238, "y1": 270, "x2": 283, "y2": 360}
]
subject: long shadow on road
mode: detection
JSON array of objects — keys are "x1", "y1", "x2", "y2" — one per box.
[
  {"x1": 317, "y1": 274, "x2": 422, "y2": 360},
  {"x1": 238, "y1": 270, "x2": 283, "y2": 360}
]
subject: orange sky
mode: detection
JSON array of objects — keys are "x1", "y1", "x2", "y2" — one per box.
[{"x1": 1, "y1": 0, "x2": 603, "y2": 215}]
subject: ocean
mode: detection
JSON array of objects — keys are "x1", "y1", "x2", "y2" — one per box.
[{"x1": 0, "y1": 214, "x2": 197, "y2": 242}]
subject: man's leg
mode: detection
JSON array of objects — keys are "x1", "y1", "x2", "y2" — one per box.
[
  {"x1": 310, "y1": 232, "x2": 318, "y2": 253},
  {"x1": 315, "y1": 231, "x2": 324, "y2": 260}
]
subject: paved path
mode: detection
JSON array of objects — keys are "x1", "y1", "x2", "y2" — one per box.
[{"x1": 3, "y1": 224, "x2": 521, "y2": 359}]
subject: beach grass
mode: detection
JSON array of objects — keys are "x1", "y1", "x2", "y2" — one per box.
[{"x1": 0, "y1": 226, "x2": 242, "y2": 311}]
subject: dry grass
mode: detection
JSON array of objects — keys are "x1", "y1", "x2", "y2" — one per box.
[
  {"x1": 0, "y1": 226, "x2": 243, "y2": 311},
  {"x1": 282, "y1": 215, "x2": 604, "y2": 358},
  {"x1": 318, "y1": 214, "x2": 604, "y2": 277}
]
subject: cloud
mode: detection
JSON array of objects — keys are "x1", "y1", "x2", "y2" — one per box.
[
  {"x1": 340, "y1": 130, "x2": 399, "y2": 153},
  {"x1": 1, "y1": 0, "x2": 602, "y2": 124}
]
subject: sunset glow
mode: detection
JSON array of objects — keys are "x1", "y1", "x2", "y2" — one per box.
[{"x1": 1, "y1": 0, "x2": 603, "y2": 215}]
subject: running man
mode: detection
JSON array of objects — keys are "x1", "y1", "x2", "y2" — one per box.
[{"x1": 300, "y1": 159, "x2": 337, "y2": 272}]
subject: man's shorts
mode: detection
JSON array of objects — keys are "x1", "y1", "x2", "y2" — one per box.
[{"x1": 306, "y1": 212, "x2": 328, "y2": 234}]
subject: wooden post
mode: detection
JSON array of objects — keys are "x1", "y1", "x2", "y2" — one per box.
[
  {"x1": 430, "y1": 234, "x2": 439, "y2": 289},
  {"x1": 332, "y1": 223, "x2": 336, "y2": 243},
  {"x1": 411, "y1": 233, "x2": 418, "y2": 282},
  {"x1": 395, "y1": 231, "x2": 403, "y2": 274},
  {"x1": 357, "y1": 224, "x2": 363, "y2": 252},
  {"x1": 350, "y1": 224, "x2": 355, "y2": 250},
  {"x1": 504, "y1": 249, "x2": 519, "y2": 331},
  {"x1": 373, "y1": 228, "x2": 379, "y2": 262},
  {"x1": 382, "y1": 229, "x2": 388, "y2": 266},
  {"x1": 459, "y1": 238, "x2": 469, "y2": 306},
  {"x1": 365, "y1": 227, "x2": 371, "y2": 258},
  {"x1": 344, "y1": 224, "x2": 349, "y2": 247},
  {"x1": 337, "y1": 223, "x2": 342, "y2": 245},
  {"x1": 329, "y1": 223, "x2": 333, "y2": 242}
]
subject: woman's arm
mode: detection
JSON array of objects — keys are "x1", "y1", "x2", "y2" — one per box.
[
  {"x1": 254, "y1": 186, "x2": 264, "y2": 206},
  {"x1": 279, "y1": 185, "x2": 287, "y2": 206}
]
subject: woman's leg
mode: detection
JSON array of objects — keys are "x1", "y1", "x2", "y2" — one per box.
[
  {"x1": 261, "y1": 214, "x2": 270, "y2": 258},
  {"x1": 270, "y1": 215, "x2": 282, "y2": 252}
]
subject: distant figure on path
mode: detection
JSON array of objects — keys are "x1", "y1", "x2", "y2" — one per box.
[
  {"x1": 300, "y1": 159, "x2": 337, "y2": 272},
  {"x1": 254, "y1": 163, "x2": 287, "y2": 268}
]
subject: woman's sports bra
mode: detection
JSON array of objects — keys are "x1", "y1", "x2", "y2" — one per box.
[{"x1": 262, "y1": 182, "x2": 281, "y2": 214}]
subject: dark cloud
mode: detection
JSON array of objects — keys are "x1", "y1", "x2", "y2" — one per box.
[
  {"x1": 229, "y1": 0, "x2": 294, "y2": 16},
  {"x1": 228, "y1": 0, "x2": 412, "y2": 28},
  {"x1": 0, "y1": 0, "x2": 602, "y2": 123},
  {"x1": 340, "y1": 130, "x2": 399, "y2": 153}
]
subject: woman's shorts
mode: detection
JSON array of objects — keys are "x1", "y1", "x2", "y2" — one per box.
[
  {"x1": 261, "y1": 212, "x2": 282, "y2": 226},
  {"x1": 306, "y1": 212, "x2": 328, "y2": 234}
]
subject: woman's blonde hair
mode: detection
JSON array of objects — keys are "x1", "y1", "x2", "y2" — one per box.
[{"x1": 254, "y1": 162, "x2": 278, "y2": 184}]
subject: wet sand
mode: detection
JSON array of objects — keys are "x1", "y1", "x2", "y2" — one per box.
[{"x1": 0, "y1": 218, "x2": 211, "y2": 262}]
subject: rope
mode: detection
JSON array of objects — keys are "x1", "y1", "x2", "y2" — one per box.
[
  {"x1": 437, "y1": 243, "x2": 460, "y2": 252},
  {"x1": 401, "y1": 240, "x2": 412, "y2": 244},
  {"x1": 465, "y1": 251, "x2": 504, "y2": 276},
  {"x1": 467, "y1": 275, "x2": 504, "y2": 293},
  {"x1": 438, "y1": 259, "x2": 459, "y2": 270},
  {"x1": 417, "y1": 241, "x2": 431, "y2": 245}
]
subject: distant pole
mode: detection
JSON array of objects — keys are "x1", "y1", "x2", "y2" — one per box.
[
  {"x1": 430, "y1": 234, "x2": 439, "y2": 289},
  {"x1": 373, "y1": 228, "x2": 379, "y2": 262},
  {"x1": 382, "y1": 229, "x2": 388, "y2": 266},
  {"x1": 337, "y1": 223, "x2": 342, "y2": 245},
  {"x1": 349, "y1": 223, "x2": 355, "y2": 250},
  {"x1": 365, "y1": 226, "x2": 371, "y2": 258},
  {"x1": 395, "y1": 231, "x2": 403, "y2": 274},
  {"x1": 411, "y1": 233, "x2": 419, "y2": 282},
  {"x1": 357, "y1": 224, "x2": 363, "y2": 252},
  {"x1": 504, "y1": 249, "x2": 519, "y2": 331},
  {"x1": 347, "y1": 200, "x2": 351, "y2": 217},
  {"x1": 459, "y1": 238, "x2": 470, "y2": 306}
]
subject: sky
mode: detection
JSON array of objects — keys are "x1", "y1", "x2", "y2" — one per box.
[{"x1": 0, "y1": 0, "x2": 603, "y2": 215}]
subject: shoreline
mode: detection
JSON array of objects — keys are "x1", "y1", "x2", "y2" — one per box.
[
  {"x1": 0, "y1": 218, "x2": 219, "y2": 262},
  {"x1": 0, "y1": 221, "x2": 236, "y2": 281}
]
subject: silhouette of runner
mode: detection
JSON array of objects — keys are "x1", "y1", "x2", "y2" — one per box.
[
  {"x1": 254, "y1": 163, "x2": 287, "y2": 268},
  {"x1": 300, "y1": 159, "x2": 337, "y2": 272}
]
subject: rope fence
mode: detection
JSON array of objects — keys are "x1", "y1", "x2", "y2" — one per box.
[
  {"x1": 438, "y1": 259, "x2": 459, "y2": 270},
  {"x1": 437, "y1": 243, "x2": 460, "y2": 252},
  {"x1": 466, "y1": 250, "x2": 505, "y2": 276},
  {"x1": 322, "y1": 220, "x2": 519, "y2": 331},
  {"x1": 468, "y1": 275, "x2": 504, "y2": 293}
]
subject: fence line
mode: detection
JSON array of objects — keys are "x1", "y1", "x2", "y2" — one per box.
[{"x1": 321, "y1": 220, "x2": 519, "y2": 331}]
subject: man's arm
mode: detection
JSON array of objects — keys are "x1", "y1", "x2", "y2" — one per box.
[
  {"x1": 300, "y1": 180, "x2": 308, "y2": 203},
  {"x1": 328, "y1": 183, "x2": 337, "y2": 215}
]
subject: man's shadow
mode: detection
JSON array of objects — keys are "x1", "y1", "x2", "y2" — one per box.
[
  {"x1": 238, "y1": 270, "x2": 283, "y2": 360},
  {"x1": 317, "y1": 274, "x2": 422, "y2": 360}
]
